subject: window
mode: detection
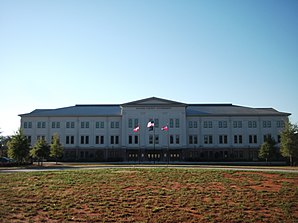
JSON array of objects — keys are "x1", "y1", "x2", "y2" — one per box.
[
  {"x1": 170, "y1": 135, "x2": 174, "y2": 144},
  {"x1": 170, "y1": 119, "x2": 174, "y2": 128},
  {"x1": 189, "y1": 121, "x2": 193, "y2": 128},
  {"x1": 100, "y1": 122, "x2": 104, "y2": 128},
  {"x1": 175, "y1": 119, "x2": 179, "y2": 128},
  {"x1": 204, "y1": 135, "x2": 213, "y2": 144},
  {"x1": 52, "y1": 122, "x2": 60, "y2": 128},
  {"x1": 248, "y1": 121, "x2": 257, "y2": 128},
  {"x1": 278, "y1": 135, "x2": 281, "y2": 143},
  {"x1": 263, "y1": 121, "x2": 271, "y2": 128},
  {"x1": 263, "y1": 134, "x2": 272, "y2": 142},
  {"x1": 110, "y1": 135, "x2": 119, "y2": 144},
  {"x1": 204, "y1": 121, "x2": 212, "y2": 128},
  {"x1": 26, "y1": 136, "x2": 32, "y2": 144},
  {"x1": 24, "y1": 122, "x2": 32, "y2": 128},
  {"x1": 111, "y1": 122, "x2": 114, "y2": 128},
  {"x1": 149, "y1": 135, "x2": 153, "y2": 144},
  {"x1": 67, "y1": 121, "x2": 75, "y2": 128},
  {"x1": 219, "y1": 135, "x2": 228, "y2": 144},
  {"x1": 115, "y1": 122, "x2": 119, "y2": 128},
  {"x1": 134, "y1": 119, "x2": 138, "y2": 128},
  {"x1": 128, "y1": 119, "x2": 133, "y2": 128},
  {"x1": 81, "y1": 122, "x2": 90, "y2": 128},
  {"x1": 233, "y1": 121, "x2": 242, "y2": 128},
  {"x1": 37, "y1": 135, "x2": 45, "y2": 140},
  {"x1": 189, "y1": 135, "x2": 198, "y2": 144},
  {"x1": 80, "y1": 136, "x2": 89, "y2": 144},
  {"x1": 277, "y1": 121, "x2": 285, "y2": 128},
  {"x1": 134, "y1": 135, "x2": 138, "y2": 144},
  {"x1": 249, "y1": 135, "x2": 257, "y2": 144},
  {"x1": 155, "y1": 135, "x2": 159, "y2": 144},
  {"x1": 194, "y1": 121, "x2": 198, "y2": 128},
  {"x1": 234, "y1": 135, "x2": 243, "y2": 144},
  {"x1": 128, "y1": 135, "x2": 133, "y2": 144},
  {"x1": 175, "y1": 135, "x2": 180, "y2": 144},
  {"x1": 95, "y1": 135, "x2": 104, "y2": 144},
  {"x1": 96, "y1": 122, "x2": 100, "y2": 128},
  {"x1": 154, "y1": 119, "x2": 159, "y2": 128},
  {"x1": 219, "y1": 121, "x2": 227, "y2": 128}
]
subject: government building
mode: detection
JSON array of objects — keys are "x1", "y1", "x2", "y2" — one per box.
[{"x1": 19, "y1": 97, "x2": 290, "y2": 162}]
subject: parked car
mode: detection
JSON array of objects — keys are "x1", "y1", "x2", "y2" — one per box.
[{"x1": 0, "y1": 157, "x2": 15, "y2": 163}]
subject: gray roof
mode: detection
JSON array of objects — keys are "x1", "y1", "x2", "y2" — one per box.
[
  {"x1": 20, "y1": 105, "x2": 121, "y2": 117},
  {"x1": 19, "y1": 98, "x2": 290, "y2": 118},
  {"x1": 186, "y1": 104, "x2": 290, "y2": 116}
]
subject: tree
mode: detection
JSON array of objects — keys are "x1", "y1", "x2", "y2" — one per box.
[
  {"x1": 259, "y1": 136, "x2": 276, "y2": 163},
  {"x1": 280, "y1": 121, "x2": 298, "y2": 166},
  {"x1": 7, "y1": 129, "x2": 30, "y2": 164},
  {"x1": 50, "y1": 133, "x2": 64, "y2": 164},
  {"x1": 30, "y1": 138, "x2": 50, "y2": 166}
]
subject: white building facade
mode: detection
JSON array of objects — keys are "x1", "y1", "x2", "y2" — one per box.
[{"x1": 19, "y1": 97, "x2": 290, "y2": 162}]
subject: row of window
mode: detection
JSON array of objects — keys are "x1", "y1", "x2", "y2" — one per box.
[
  {"x1": 26, "y1": 133, "x2": 279, "y2": 146},
  {"x1": 23, "y1": 121, "x2": 119, "y2": 129},
  {"x1": 23, "y1": 120, "x2": 285, "y2": 130},
  {"x1": 189, "y1": 120, "x2": 285, "y2": 129}
]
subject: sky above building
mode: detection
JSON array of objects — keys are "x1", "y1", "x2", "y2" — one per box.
[{"x1": 0, "y1": 0, "x2": 297, "y2": 135}]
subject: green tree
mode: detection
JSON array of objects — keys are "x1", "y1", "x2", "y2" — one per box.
[
  {"x1": 280, "y1": 121, "x2": 298, "y2": 166},
  {"x1": 259, "y1": 136, "x2": 276, "y2": 163},
  {"x1": 30, "y1": 138, "x2": 50, "y2": 166},
  {"x1": 50, "y1": 133, "x2": 64, "y2": 164},
  {"x1": 7, "y1": 129, "x2": 30, "y2": 164}
]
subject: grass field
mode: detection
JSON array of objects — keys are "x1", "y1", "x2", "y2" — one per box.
[{"x1": 0, "y1": 168, "x2": 297, "y2": 223}]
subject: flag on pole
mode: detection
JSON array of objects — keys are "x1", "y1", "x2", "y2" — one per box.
[
  {"x1": 133, "y1": 126, "x2": 140, "y2": 132},
  {"x1": 147, "y1": 120, "x2": 154, "y2": 131},
  {"x1": 161, "y1": 125, "x2": 168, "y2": 131}
]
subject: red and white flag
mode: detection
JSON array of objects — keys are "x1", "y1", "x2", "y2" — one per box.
[
  {"x1": 133, "y1": 126, "x2": 140, "y2": 132},
  {"x1": 161, "y1": 125, "x2": 168, "y2": 131}
]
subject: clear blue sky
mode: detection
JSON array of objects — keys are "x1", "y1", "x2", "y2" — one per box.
[{"x1": 1, "y1": 0, "x2": 297, "y2": 135}]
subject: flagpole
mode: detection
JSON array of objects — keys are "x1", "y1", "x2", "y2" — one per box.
[
  {"x1": 167, "y1": 126, "x2": 169, "y2": 165},
  {"x1": 153, "y1": 120, "x2": 155, "y2": 164},
  {"x1": 138, "y1": 126, "x2": 140, "y2": 164}
]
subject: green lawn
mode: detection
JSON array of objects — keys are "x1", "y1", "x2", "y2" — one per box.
[{"x1": 0, "y1": 168, "x2": 297, "y2": 222}]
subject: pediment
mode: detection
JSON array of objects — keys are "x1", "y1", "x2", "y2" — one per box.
[{"x1": 122, "y1": 97, "x2": 186, "y2": 107}]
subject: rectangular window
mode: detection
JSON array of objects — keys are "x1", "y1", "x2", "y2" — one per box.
[
  {"x1": 96, "y1": 122, "x2": 100, "y2": 129},
  {"x1": 115, "y1": 136, "x2": 119, "y2": 144},
  {"x1": 86, "y1": 122, "x2": 89, "y2": 128},
  {"x1": 128, "y1": 119, "x2": 133, "y2": 128},
  {"x1": 189, "y1": 135, "x2": 193, "y2": 144},
  {"x1": 100, "y1": 122, "x2": 104, "y2": 128},
  {"x1": 194, "y1": 121, "x2": 198, "y2": 128},
  {"x1": 249, "y1": 135, "x2": 257, "y2": 144},
  {"x1": 175, "y1": 119, "x2": 179, "y2": 128},
  {"x1": 175, "y1": 135, "x2": 180, "y2": 144},
  {"x1": 248, "y1": 121, "x2": 257, "y2": 128},
  {"x1": 134, "y1": 119, "x2": 138, "y2": 127},
  {"x1": 26, "y1": 136, "x2": 32, "y2": 144},
  {"x1": 233, "y1": 121, "x2": 242, "y2": 128},
  {"x1": 86, "y1": 136, "x2": 89, "y2": 144},
  {"x1": 81, "y1": 122, "x2": 85, "y2": 128},
  {"x1": 111, "y1": 122, "x2": 115, "y2": 128},
  {"x1": 24, "y1": 122, "x2": 28, "y2": 128},
  {"x1": 189, "y1": 121, "x2": 193, "y2": 128},
  {"x1": 170, "y1": 135, "x2": 174, "y2": 144},
  {"x1": 277, "y1": 121, "x2": 285, "y2": 128},
  {"x1": 128, "y1": 135, "x2": 133, "y2": 144},
  {"x1": 81, "y1": 136, "x2": 84, "y2": 144},
  {"x1": 115, "y1": 122, "x2": 119, "y2": 128},
  {"x1": 149, "y1": 135, "x2": 153, "y2": 144},
  {"x1": 219, "y1": 135, "x2": 228, "y2": 144},
  {"x1": 42, "y1": 122, "x2": 46, "y2": 128},
  {"x1": 96, "y1": 136, "x2": 100, "y2": 144},
  {"x1": 66, "y1": 136, "x2": 70, "y2": 144},
  {"x1": 194, "y1": 135, "x2": 198, "y2": 144},
  {"x1": 155, "y1": 135, "x2": 159, "y2": 144},
  {"x1": 154, "y1": 119, "x2": 159, "y2": 128},
  {"x1": 71, "y1": 122, "x2": 75, "y2": 128},
  {"x1": 37, "y1": 122, "x2": 41, "y2": 128},
  {"x1": 134, "y1": 135, "x2": 138, "y2": 144},
  {"x1": 28, "y1": 122, "x2": 32, "y2": 128},
  {"x1": 204, "y1": 121, "x2": 212, "y2": 128},
  {"x1": 170, "y1": 119, "x2": 174, "y2": 128},
  {"x1": 204, "y1": 135, "x2": 213, "y2": 144},
  {"x1": 110, "y1": 136, "x2": 114, "y2": 144},
  {"x1": 100, "y1": 136, "x2": 104, "y2": 144}
]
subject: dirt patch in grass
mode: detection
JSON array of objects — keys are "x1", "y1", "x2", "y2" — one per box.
[{"x1": 0, "y1": 169, "x2": 297, "y2": 223}]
